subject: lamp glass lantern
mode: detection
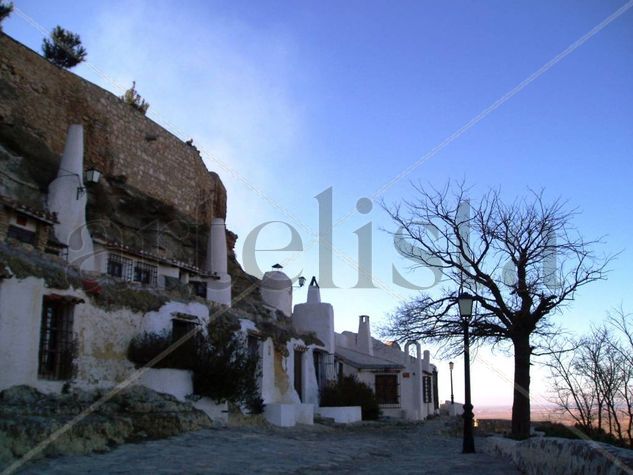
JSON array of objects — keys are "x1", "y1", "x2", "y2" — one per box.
[
  {"x1": 85, "y1": 167, "x2": 102, "y2": 185},
  {"x1": 457, "y1": 292, "x2": 474, "y2": 321},
  {"x1": 449, "y1": 361, "x2": 454, "y2": 371}
]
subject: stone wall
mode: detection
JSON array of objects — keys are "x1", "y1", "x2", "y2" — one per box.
[
  {"x1": 480, "y1": 436, "x2": 633, "y2": 475},
  {"x1": 0, "y1": 33, "x2": 226, "y2": 224}
]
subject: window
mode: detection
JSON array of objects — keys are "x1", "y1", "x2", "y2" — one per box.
[
  {"x1": 190, "y1": 281, "x2": 207, "y2": 298},
  {"x1": 247, "y1": 335, "x2": 259, "y2": 359},
  {"x1": 38, "y1": 297, "x2": 74, "y2": 380},
  {"x1": 107, "y1": 254, "x2": 133, "y2": 280},
  {"x1": 313, "y1": 351, "x2": 323, "y2": 389},
  {"x1": 171, "y1": 316, "x2": 199, "y2": 358},
  {"x1": 133, "y1": 261, "x2": 157, "y2": 286},
  {"x1": 423, "y1": 375, "x2": 433, "y2": 403},
  {"x1": 432, "y1": 370, "x2": 439, "y2": 409},
  {"x1": 7, "y1": 225, "x2": 36, "y2": 245},
  {"x1": 16, "y1": 213, "x2": 28, "y2": 226},
  {"x1": 375, "y1": 374, "x2": 399, "y2": 405}
]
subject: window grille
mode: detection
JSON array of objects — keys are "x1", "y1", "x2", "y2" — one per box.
[
  {"x1": 375, "y1": 374, "x2": 399, "y2": 405},
  {"x1": 38, "y1": 297, "x2": 74, "y2": 380},
  {"x1": 7, "y1": 225, "x2": 36, "y2": 245},
  {"x1": 432, "y1": 370, "x2": 439, "y2": 409},
  {"x1": 423, "y1": 375, "x2": 433, "y2": 403},
  {"x1": 107, "y1": 254, "x2": 133, "y2": 281},
  {"x1": 134, "y1": 261, "x2": 158, "y2": 286}
]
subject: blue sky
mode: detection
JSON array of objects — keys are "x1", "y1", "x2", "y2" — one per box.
[{"x1": 4, "y1": 0, "x2": 633, "y2": 409}]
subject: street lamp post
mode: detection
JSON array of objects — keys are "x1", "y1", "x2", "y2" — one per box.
[
  {"x1": 449, "y1": 361, "x2": 454, "y2": 405},
  {"x1": 458, "y1": 292, "x2": 475, "y2": 454}
]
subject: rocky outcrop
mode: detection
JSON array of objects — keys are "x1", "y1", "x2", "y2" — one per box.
[
  {"x1": 0, "y1": 385, "x2": 213, "y2": 469},
  {"x1": 0, "y1": 33, "x2": 226, "y2": 223}
]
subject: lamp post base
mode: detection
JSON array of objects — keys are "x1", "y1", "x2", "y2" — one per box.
[{"x1": 462, "y1": 402, "x2": 475, "y2": 453}]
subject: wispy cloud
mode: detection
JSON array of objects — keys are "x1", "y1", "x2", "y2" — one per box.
[{"x1": 77, "y1": 1, "x2": 303, "y2": 235}]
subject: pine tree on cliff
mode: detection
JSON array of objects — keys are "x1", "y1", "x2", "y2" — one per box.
[
  {"x1": 42, "y1": 26, "x2": 87, "y2": 69},
  {"x1": 0, "y1": 1, "x2": 13, "y2": 29}
]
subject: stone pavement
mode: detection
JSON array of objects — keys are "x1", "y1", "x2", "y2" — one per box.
[{"x1": 17, "y1": 418, "x2": 520, "y2": 474}]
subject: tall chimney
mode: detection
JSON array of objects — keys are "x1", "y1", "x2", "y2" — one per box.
[
  {"x1": 205, "y1": 217, "x2": 231, "y2": 306},
  {"x1": 306, "y1": 276, "x2": 321, "y2": 303},
  {"x1": 47, "y1": 124, "x2": 95, "y2": 271},
  {"x1": 357, "y1": 315, "x2": 373, "y2": 355},
  {"x1": 206, "y1": 218, "x2": 228, "y2": 274}
]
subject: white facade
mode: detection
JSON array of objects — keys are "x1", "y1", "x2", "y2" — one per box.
[
  {"x1": 335, "y1": 322, "x2": 439, "y2": 420},
  {"x1": 292, "y1": 278, "x2": 439, "y2": 421}
]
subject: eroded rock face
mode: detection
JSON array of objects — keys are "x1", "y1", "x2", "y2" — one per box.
[
  {"x1": 0, "y1": 33, "x2": 227, "y2": 223},
  {"x1": 0, "y1": 385, "x2": 212, "y2": 469}
]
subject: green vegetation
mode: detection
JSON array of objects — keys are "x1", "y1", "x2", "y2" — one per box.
[
  {"x1": 92, "y1": 280, "x2": 169, "y2": 314},
  {"x1": 0, "y1": 243, "x2": 81, "y2": 289},
  {"x1": 121, "y1": 81, "x2": 150, "y2": 115},
  {"x1": 127, "y1": 315, "x2": 262, "y2": 412},
  {"x1": 320, "y1": 376, "x2": 381, "y2": 420},
  {"x1": 0, "y1": 1, "x2": 13, "y2": 29},
  {"x1": 42, "y1": 26, "x2": 87, "y2": 69}
]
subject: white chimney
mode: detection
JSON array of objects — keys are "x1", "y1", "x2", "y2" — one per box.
[
  {"x1": 357, "y1": 315, "x2": 373, "y2": 355},
  {"x1": 206, "y1": 218, "x2": 228, "y2": 274},
  {"x1": 306, "y1": 276, "x2": 321, "y2": 303},
  {"x1": 47, "y1": 124, "x2": 95, "y2": 271},
  {"x1": 206, "y1": 217, "x2": 231, "y2": 306}
]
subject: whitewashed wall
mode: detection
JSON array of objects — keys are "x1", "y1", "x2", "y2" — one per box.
[{"x1": 0, "y1": 276, "x2": 57, "y2": 392}]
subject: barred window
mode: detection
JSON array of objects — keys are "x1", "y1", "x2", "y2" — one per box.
[
  {"x1": 133, "y1": 261, "x2": 157, "y2": 286},
  {"x1": 38, "y1": 297, "x2": 74, "y2": 380},
  {"x1": 423, "y1": 375, "x2": 433, "y2": 403},
  {"x1": 7, "y1": 225, "x2": 36, "y2": 245},
  {"x1": 375, "y1": 374, "x2": 399, "y2": 405},
  {"x1": 107, "y1": 254, "x2": 133, "y2": 280}
]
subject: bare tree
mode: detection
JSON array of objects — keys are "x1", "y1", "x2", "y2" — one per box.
[
  {"x1": 608, "y1": 308, "x2": 633, "y2": 446},
  {"x1": 545, "y1": 336, "x2": 597, "y2": 430},
  {"x1": 546, "y1": 313, "x2": 633, "y2": 447},
  {"x1": 383, "y1": 182, "x2": 611, "y2": 439}
]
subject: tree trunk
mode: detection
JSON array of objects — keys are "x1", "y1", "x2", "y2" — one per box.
[{"x1": 511, "y1": 334, "x2": 531, "y2": 439}]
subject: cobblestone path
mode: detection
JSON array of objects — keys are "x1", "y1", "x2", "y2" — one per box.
[{"x1": 18, "y1": 418, "x2": 519, "y2": 474}]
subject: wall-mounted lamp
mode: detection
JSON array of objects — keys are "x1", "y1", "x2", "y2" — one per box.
[
  {"x1": 85, "y1": 167, "x2": 102, "y2": 185},
  {"x1": 53, "y1": 167, "x2": 103, "y2": 200},
  {"x1": 75, "y1": 167, "x2": 102, "y2": 199}
]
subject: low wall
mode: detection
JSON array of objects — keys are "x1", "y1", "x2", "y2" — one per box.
[
  {"x1": 317, "y1": 406, "x2": 362, "y2": 423},
  {"x1": 193, "y1": 398, "x2": 229, "y2": 426},
  {"x1": 480, "y1": 436, "x2": 633, "y2": 475},
  {"x1": 139, "y1": 368, "x2": 193, "y2": 402}
]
